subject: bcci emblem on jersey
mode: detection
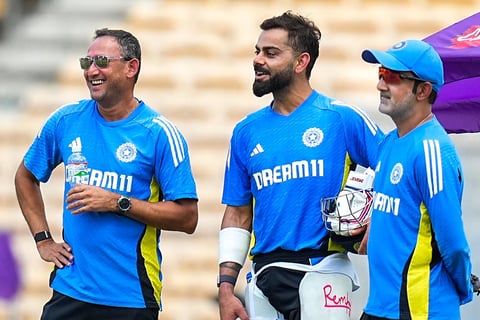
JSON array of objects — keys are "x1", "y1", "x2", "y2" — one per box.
[
  {"x1": 116, "y1": 142, "x2": 137, "y2": 163},
  {"x1": 390, "y1": 163, "x2": 403, "y2": 185},
  {"x1": 302, "y1": 127, "x2": 324, "y2": 148}
]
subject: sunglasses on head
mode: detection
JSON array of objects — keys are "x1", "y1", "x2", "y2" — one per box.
[
  {"x1": 378, "y1": 67, "x2": 435, "y2": 85},
  {"x1": 79, "y1": 55, "x2": 127, "y2": 70}
]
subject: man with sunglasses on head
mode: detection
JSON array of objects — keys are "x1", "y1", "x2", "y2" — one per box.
[
  {"x1": 14, "y1": 28, "x2": 198, "y2": 320},
  {"x1": 359, "y1": 39, "x2": 473, "y2": 320},
  {"x1": 217, "y1": 11, "x2": 384, "y2": 320}
]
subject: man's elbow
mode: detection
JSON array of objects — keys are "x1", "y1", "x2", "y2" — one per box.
[
  {"x1": 179, "y1": 200, "x2": 198, "y2": 234},
  {"x1": 184, "y1": 207, "x2": 198, "y2": 234}
]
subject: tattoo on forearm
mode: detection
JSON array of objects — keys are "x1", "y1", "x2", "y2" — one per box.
[{"x1": 220, "y1": 262, "x2": 241, "y2": 272}]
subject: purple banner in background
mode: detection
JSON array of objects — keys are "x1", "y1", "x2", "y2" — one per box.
[
  {"x1": 434, "y1": 77, "x2": 480, "y2": 133},
  {"x1": 0, "y1": 231, "x2": 20, "y2": 300},
  {"x1": 423, "y1": 12, "x2": 480, "y2": 133}
]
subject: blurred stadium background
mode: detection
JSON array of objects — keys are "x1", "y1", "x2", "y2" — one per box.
[{"x1": 0, "y1": 0, "x2": 479, "y2": 319}]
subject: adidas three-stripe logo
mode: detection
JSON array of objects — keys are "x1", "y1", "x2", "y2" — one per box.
[
  {"x1": 153, "y1": 116, "x2": 185, "y2": 167},
  {"x1": 250, "y1": 144, "x2": 264, "y2": 157},
  {"x1": 423, "y1": 139, "x2": 443, "y2": 199}
]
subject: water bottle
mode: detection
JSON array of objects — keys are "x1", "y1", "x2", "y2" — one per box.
[{"x1": 66, "y1": 146, "x2": 89, "y2": 186}]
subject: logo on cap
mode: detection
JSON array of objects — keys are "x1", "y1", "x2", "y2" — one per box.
[{"x1": 391, "y1": 41, "x2": 407, "y2": 50}]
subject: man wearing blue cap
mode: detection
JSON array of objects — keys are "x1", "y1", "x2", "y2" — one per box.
[{"x1": 359, "y1": 39, "x2": 474, "y2": 319}]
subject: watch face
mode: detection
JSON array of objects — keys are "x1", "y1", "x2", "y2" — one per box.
[{"x1": 118, "y1": 197, "x2": 131, "y2": 211}]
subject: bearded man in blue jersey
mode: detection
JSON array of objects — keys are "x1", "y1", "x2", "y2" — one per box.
[
  {"x1": 360, "y1": 39, "x2": 473, "y2": 320},
  {"x1": 217, "y1": 11, "x2": 384, "y2": 320},
  {"x1": 14, "y1": 28, "x2": 198, "y2": 320}
]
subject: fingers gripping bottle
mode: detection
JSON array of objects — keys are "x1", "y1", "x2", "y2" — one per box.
[{"x1": 66, "y1": 141, "x2": 89, "y2": 186}]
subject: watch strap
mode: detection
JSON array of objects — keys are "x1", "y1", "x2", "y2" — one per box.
[
  {"x1": 34, "y1": 230, "x2": 52, "y2": 243},
  {"x1": 217, "y1": 275, "x2": 237, "y2": 288}
]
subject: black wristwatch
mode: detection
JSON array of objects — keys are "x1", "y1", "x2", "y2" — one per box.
[
  {"x1": 34, "y1": 230, "x2": 52, "y2": 243},
  {"x1": 117, "y1": 195, "x2": 131, "y2": 214}
]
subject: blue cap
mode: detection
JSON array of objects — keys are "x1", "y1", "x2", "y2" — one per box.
[{"x1": 362, "y1": 39, "x2": 444, "y2": 92}]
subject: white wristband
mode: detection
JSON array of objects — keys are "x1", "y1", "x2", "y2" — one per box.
[{"x1": 218, "y1": 227, "x2": 251, "y2": 266}]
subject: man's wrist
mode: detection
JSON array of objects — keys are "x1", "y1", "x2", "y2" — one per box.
[
  {"x1": 116, "y1": 195, "x2": 132, "y2": 215},
  {"x1": 34, "y1": 230, "x2": 52, "y2": 243}
]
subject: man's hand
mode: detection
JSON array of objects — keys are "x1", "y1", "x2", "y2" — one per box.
[
  {"x1": 37, "y1": 239, "x2": 73, "y2": 268},
  {"x1": 471, "y1": 274, "x2": 480, "y2": 296},
  {"x1": 66, "y1": 185, "x2": 117, "y2": 214},
  {"x1": 218, "y1": 284, "x2": 249, "y2": 320},
  {"x1": 356, "y1": 223, "x2": 370, "y2": 255}
]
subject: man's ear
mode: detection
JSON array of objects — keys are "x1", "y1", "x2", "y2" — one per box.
[
  {"x1": 416, "y1": 82, "x2": 433, "y2": 102},
  {"x1": 125, "y1": 58, "x2": 140, "y2": 80},
  {"x1": 294, "y1": 52, "x2": 310, "y2": 74}
]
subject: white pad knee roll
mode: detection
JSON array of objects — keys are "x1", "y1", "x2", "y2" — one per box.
[{"x1": 218, "y1": 227, "x2": 251, "y2": 266}]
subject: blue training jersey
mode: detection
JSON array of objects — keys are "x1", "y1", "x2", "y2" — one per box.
[
  {"x1": 222, "y1": 90, "x2": 383, "y2": 255},
  {"x1": 23, "y1": 99, "x2": 197, "y2": 309},
  {"x1": 365, "y1": 117, "x2": 473, "y2": 319}
]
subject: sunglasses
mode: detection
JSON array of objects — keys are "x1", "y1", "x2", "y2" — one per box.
[
  {"x1": 79, "y1": 55, "x2": 126, "y2": 70},
  {"x1": 378, "y1": 67, "x2": 435, "y2": 85}
]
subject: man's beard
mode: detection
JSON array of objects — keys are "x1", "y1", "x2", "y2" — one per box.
[{"x1": 253, "y1": 64, "x2": 294, "y2": 97}]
